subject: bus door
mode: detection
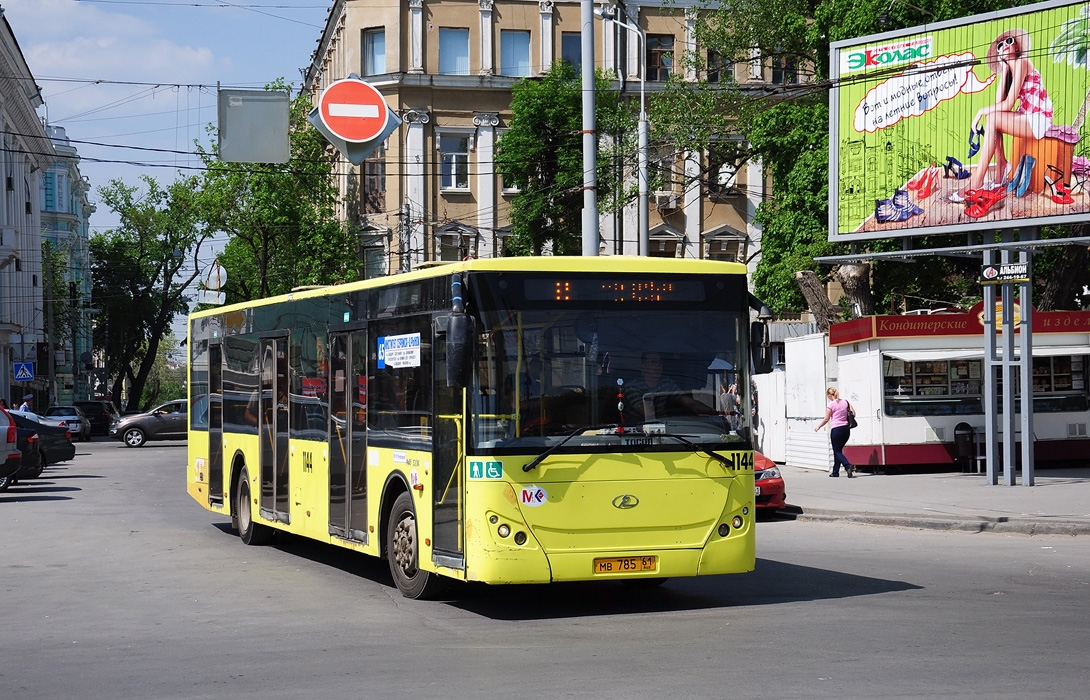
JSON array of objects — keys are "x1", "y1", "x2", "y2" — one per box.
[
  {"x1": 208, "y1": 342, "x2": 224, "y2": 505},
  {"x1": 259, "y1": 335, "x2": 290, "y2": 524},
  {"x1": 328, "y1": 330, "x2": 368, "y2": 543},
  {"x1": 432, "y1": 327, "x2": 464, "y2": 568}
]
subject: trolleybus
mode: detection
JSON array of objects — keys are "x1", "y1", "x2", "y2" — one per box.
[{"x1": 186, "y1": 256, "x2": 772, "y2": 597}]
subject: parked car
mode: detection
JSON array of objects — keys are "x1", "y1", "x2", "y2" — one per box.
[
  {"x1": 754, "y1": 451, "x2": 786, "y2": 510},
  {"x1": 0, "y1": 427, "x2": 41, "y2": 491},
  {"x1": 43, "y1": 405, "x2": 92, "y2": 442},
  {"x1": 110, "y1": 399, "x2": 188, "y2": 447},
  {"x1": 9, "y1": 411, "x2": 76, "y2": 467},
  {"x1": 0, "y1": 407, "x2": 22, "y2": 485},
  {"x1": 74, "y1": 400, "x2": 121, "y2": 436}
]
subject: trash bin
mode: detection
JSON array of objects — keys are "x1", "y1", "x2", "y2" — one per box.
[{"x1": 954, "y1": 422, "x2": 974, "y2": 459}]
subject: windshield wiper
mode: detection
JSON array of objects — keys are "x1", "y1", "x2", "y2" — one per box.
[
  {"x1": 522, "y1": 424, "x2": 621, "y2": 472},
  {"x1": 655, "y1": 433, "x2": 734, "y2": 469},
  {"x1": 521, "y1": 424, "x2": 735, "y2": 472}
]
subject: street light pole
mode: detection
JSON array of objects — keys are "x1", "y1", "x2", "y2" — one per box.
[{"x1": 596, "y1": 6, "x2": 648, "y2": 256}]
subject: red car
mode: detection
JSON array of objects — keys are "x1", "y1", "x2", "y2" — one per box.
[{"x1": 754, "y1": 451, "x2": 786, "y2": 510}]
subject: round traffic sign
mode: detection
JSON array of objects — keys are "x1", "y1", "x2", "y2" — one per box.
[{"x1": 317, "y1": 78, "x2": 390, "y2": 143}]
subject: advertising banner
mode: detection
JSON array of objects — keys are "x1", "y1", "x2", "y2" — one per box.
[{"x1": 830, "y1": 0, "x2": 1090, "y2": 239}]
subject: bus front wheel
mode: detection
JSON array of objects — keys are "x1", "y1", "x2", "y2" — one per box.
[
  {"x1": 386, "y1": 492, "x2": 444, "y2": 599},
  {"x1": 236, "y1": 467, "x2": 272, "y2": 546}
]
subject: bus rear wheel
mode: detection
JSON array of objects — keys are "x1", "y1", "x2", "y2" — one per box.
[
  {"x1": 386, "y1": 492, "x2": 444, "y2": 599},
  {"x1": 236, "y1": 467, "x2": 272, "y2": 546}
]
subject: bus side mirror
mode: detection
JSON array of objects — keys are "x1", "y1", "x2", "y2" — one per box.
[
  {"x1": 750, "y1": 321, "x2": 772, "y2": 375},
  {"x1": 445, "y1": 314, "x2": 474, "y2": 388}
]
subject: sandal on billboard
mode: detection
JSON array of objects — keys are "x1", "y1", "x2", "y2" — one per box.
[
  {"x1": 915, "y1": 165, "x2": 940, "y2": 199},
  {"x1": 1045, "y1": 165, "x2": 1075, "y2": 204},
  {"x1": 968, "y1": 126, "x2": 984, "y2": 158},
  {"x1": 1011, "y1": 154, "x2": 1035, "y2": 198},
  {"x1": 891, "y1": 188, "x2": 923, "y2": 215},
  {"x1": 948, "y1": 187, "x2": 983, "y2": 204},
  {"x1": 965, "y1": 187, "x2": 1006, "y2": 218},
  {"x1": 943, "y1": 156, "x2": 971, "y2": 180}
]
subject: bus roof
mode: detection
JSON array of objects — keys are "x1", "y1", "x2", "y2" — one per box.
[{"x1": 188, "y1": 255, "x2": 748, "y2": 319}]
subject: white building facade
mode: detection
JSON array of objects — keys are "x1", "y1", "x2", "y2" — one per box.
[{"x1": 0, "y1": 13, "x2": 56, "y2": 408}]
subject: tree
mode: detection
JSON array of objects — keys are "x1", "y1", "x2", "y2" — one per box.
[
  {"x1": 140, "y1": 331, "x2": 185, "y2": 407},
  {"x1": 495, "y1": 62, "x2": 633, "y2": 255},
  {"x1": 91, "y1": 176, "x2": 210, "y2": 411},
  {"x1": 196, "y1": 83, "x2": 355, "y2": 303}
]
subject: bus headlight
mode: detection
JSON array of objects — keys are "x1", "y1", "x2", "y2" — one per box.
[
  {"x1": 732, "y1": 515, "x2": 744, "y2": 529},
  {"x1": 497, "y1": 524, "x2": 511, "y2": 538}
]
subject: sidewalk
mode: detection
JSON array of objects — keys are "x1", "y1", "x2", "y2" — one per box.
[{"x1": 776, "y1": 464, "x2": 1090, "y2": 535}]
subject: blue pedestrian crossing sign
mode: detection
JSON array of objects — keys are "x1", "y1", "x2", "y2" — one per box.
[{"x1": 13, "y1": 362, "x2": 34, "y2": 381}]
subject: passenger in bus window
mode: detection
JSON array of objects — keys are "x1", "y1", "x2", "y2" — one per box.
[{"x1": 625, "y1": 352, "x2": 716, "y2": 420}]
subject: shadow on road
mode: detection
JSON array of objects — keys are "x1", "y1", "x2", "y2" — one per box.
[{"x1": 208, "y1": 523, "x2": 922, "y2": 619}]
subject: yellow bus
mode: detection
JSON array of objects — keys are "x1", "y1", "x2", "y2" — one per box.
[{"x1": 187, "y1": 256, "x2": 772, "y2": 598}]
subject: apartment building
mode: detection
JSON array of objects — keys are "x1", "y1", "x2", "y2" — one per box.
[
  {"x1": 304, "y1": 0, "x2": 799, "y2": 276},
  {"x1": 0, "y1": 12, "x2": 56, "y2": 406},
  {"x1": 41, "y1": 126, "x2": 96, "y2": 404}
]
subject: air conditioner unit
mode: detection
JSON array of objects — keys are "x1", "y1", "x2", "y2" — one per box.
[{"x1": 654, "y1": 192, "x2": 678, "y2": 209}]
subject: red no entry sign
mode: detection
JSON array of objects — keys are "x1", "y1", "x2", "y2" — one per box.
[{"x1": 317, "y1": 78, "x2": 390, "y2": 143}]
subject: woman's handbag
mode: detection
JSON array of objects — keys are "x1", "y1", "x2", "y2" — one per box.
[{"x1": 847, "y1": 401, "x2": 859, "y2": 429}]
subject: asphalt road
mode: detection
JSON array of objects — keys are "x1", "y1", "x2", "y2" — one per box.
[{"x1": 2, "y1": 440, "x2": 1088, "y2": 699}]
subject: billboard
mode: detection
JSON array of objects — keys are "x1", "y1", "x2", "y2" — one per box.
[{"x1": 830, "y1": 0, "x2": 1090, "y2": 240}]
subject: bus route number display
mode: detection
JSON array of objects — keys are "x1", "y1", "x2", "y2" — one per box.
[{"x1": 524, "y1": 278, "x2": 705, "y2": 303}]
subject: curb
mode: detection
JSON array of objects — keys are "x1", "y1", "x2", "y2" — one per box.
[{"x1": 775, "y1": 505, "x2": 1090, "y2": 536}]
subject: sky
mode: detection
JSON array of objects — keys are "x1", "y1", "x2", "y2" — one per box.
[
  {"x1": 3, "y1": 0, "x2": 332, "y2": 343},
  {"x1": 3, "y1": 0, "x2": 332, "y2": 248}
]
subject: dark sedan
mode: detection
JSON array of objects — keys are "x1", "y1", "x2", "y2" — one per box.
[
  {"x1": 75, "y1": 400, "x2": 121, "y2": 436},
  {"x1": 0, "y1": 427, "x2": 42, "y2": 491},
  {"x1": 110, "y1": 399, "x2": 188, "y2": 447},
  {"x1": 10, "y1": 411, "x2": 76, "y2": 468}
]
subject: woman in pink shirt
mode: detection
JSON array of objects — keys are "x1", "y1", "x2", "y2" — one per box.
[{"x1": 814, "y1": 387, "x2": 854, "y2": 477}]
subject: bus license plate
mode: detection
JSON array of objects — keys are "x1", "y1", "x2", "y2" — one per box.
[{"x1": 594, "y1": 556, "x2": 657, "y2": 573}]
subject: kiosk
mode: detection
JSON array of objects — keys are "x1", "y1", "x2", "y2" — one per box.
[{"x1": 829, "y1": 303, "x2": 1090, "y2": 468}]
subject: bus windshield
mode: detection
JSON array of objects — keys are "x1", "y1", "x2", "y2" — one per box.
[{"x1": 468, "y1": 273, "x2": 751, "y2": 453}]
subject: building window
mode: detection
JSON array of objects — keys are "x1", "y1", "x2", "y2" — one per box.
[
  {"x1": 707, "y1": 51, "x2": 732, "y2": 83},
  {"x1": 440, "y1": 134, "x2": 471, "y2": 190},
  {"x1": 649, "y1": 238, "x2": 679, "y2": 258},
  {"x1": 706, "y1": 237, "x2": 743, "y2": 262},
  {"x1": 707, "y1": 143, "x2": 740, "y2": 197},
  {"x1": 647, "y1": 34, "x2": 674, "y2": 81},
  {"x1": 439, "y1": 28, "x2": 470, "y2": 75},
  {"x1": 652, "y1": 145, "x2": 677, "y2": 194},
  {"x1": 749, "y1": 47, "x2": 762, "y2": 80},
  {"x1": 363, "y1": 28, "x2": 385, "y2": 76},
  {"x1": 500, "y1": 30, "x2": 531, "y2": 77},
  {"x1": 561, "y1": 32, "x2": 581, "y2": 71},
  {"x1": 771, "y1": 57, "x2": 798, "y2": 85},
  {"x1": 363, "y1": 144, "x2": 386, "y2": 214}
]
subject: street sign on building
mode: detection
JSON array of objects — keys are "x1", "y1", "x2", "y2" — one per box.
[
  {"x1": 317, "y1": 78, "x2": 390, "y2": 143},
  {"x1": 307, "y1": 74, "x2": 401, "y2": 165}
]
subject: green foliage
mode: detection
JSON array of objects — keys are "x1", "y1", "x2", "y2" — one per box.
[
  {"x1": 91, "y1": 175, "x2": 209, "y2": 411},
  {"x1": 140, "y1": 331, "x2": 185, "y2": 408},
  {"x1": 495, "y1": 62, "x2": 633, "y2": 255},
  {"x1": 196, "y1": 83, "x2": 354, "y2": 302}
]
